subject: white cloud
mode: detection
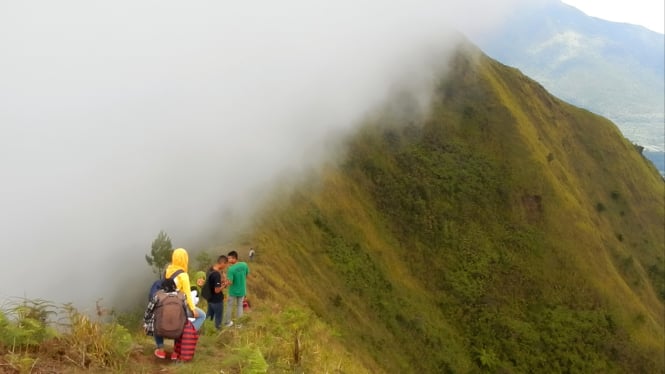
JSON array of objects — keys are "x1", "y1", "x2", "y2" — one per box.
[
  {"x1": 562, "y1": 0, "x2": 664, "y2": 33},
  {"x1": 0, "y1": 0, "x2": 525, "y2": 309}
]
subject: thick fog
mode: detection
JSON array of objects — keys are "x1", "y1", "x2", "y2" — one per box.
[{"x1": 0, "y1": 0, "x2": 526, "y2": 311}]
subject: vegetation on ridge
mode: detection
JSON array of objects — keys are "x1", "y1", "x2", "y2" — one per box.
[
  {"x1": 1, "y1": 42, "x2": 663, "y2": 373},
  {"x1": 248, "y1": 43, "x2": 664, "y2": 372}
]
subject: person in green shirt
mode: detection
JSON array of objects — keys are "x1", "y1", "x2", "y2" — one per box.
[{"x1": 223, "y1": 250, "x2": 249, "y2": 327}]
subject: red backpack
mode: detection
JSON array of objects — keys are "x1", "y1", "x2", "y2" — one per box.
[{"x1": 174, "y1": 320, "x2": 199, "y2": 361}]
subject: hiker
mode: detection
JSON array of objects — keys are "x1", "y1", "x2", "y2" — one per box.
[
  {"x1": 144, "y1": 268, "x2": 188, "y2": 360},
  {"x1": 248, "y1": 248, "x2": 255, "y2": 262},
  {"x1": 223, "y1": 250, "x2": 250, "y2": 327},
  {"x1": 192, "y1": 270, "x2": 206, "y2": 296},
  {"x1": 166, "y1": 248, "x2": 206, "y2": 330},
  {"x1": 204, "y1": 255, "x2": 229, "y2": 330},
  {"x1": 150, "y1": 248, "x2": 206, "y2": 360}
]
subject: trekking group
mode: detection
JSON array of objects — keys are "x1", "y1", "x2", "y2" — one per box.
[{"x1": 143, "y1": 247, "x2": 251, "y2": 362}]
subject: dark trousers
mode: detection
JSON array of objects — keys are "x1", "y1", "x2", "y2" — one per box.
[{"x1": 207, "y1": 301, "x2": 223, "y2": 330}]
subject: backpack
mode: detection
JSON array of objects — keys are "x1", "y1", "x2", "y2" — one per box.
[
  {"x1": 174, "y1": 320, "x2": 199, "y2": 361},
  {"x1": 153, "y1": 270, "x2": 187, "y2": 339},
  {"x1": 200, "y1": 271, "x2": 213, "y2": 301},
  {"x1": 161, "y1": 269, "x2": 184, "y2": 293},
  {"x1": 148, "y1": 269, "x2": 184, "y2": 301}
]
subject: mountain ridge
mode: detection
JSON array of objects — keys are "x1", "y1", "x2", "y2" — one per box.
[{"x1": 245, "y1": 40, "x2": 664, "y2": 372}]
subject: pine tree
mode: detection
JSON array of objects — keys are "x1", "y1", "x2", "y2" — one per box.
[{"x1": 145, "y1": 231, "x2": 172, "y2": 276}]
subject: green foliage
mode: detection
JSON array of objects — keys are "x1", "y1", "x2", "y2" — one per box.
[
  {"x1": 317, "y1": 227, "x2": 391, "y2": 298},
  {"x1": 113, "y1": 307, "x2": 145, "y2": 333},
  {"x1": 59, "y1": 304, "x2": 133, "y2": 370},
  {"x1": 221, "y1": 345, "x2": 269, "y2": 374},
  {"x1": 475, "y1": 347, "x2": 499, "y2": 370},
  {"x1": 3, "y1": 351, "x2": 39, "y2": 373},
  {"x1": 647, "y1": 259, "x2": 665, "y2": 301},
  {"x1": 182, "y1": 304, "x2": 374, "y2": 374},
  {"x1": 462, "y1": 305, "x2": 631, "y2": 372},
  {"x1": 245, "y1": 44, "x2": 664, "y2": 373},
  {"x1": 145, "y1": 230, "x2": 173, "y2": 276},
  {"x1": 194, "y1": 250, "x2": 213, "y2": 272},
  {"x1": 0, "y1": 299, "x2": 58, "y2": 351},
  {"x1": 0, "y1": 299, "x2": 136, "y2": 372}
]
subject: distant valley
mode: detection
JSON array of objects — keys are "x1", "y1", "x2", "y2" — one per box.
[{"x1": 471, "y1": 0, "x2": 664, "y2": 174}]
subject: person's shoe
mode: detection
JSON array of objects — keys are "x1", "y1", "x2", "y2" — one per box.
[
  {"x1": 154, "y1": 349, "x2": 166, "y2": 359},
  {"x1": 225, "y1": 320, "x2": 234, "y2": 328},
  {"x1": 170, "y1": 352, "x2": 178, "y2": 360}
]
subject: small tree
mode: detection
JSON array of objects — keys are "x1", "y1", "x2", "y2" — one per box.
[
  {"x1": 145, "y1": 231, "x2": 173, "y2": 276},
  {"x1": 195, "y1": 250, "x2": 213, "y2": 272}
]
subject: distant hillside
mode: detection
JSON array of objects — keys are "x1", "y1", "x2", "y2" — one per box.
[
  {"x1": 246, "y1": 41, "x2": 665, "y2": 373},
  {"x1": 471, "y1": 0, "x2": 664, "y2": 163}
]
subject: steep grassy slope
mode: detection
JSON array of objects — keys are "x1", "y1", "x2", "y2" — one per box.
[{"x1": 246, "y1": 42, "x2": 664, "y2": 373}]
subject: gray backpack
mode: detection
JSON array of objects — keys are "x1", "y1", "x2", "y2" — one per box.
[{"x1": 154, "y1": 272, "x2": 187, "y2": 339}]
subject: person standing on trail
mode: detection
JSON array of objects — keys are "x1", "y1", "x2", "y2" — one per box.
[
  {"x1": 205, "y1": 255, "x2": 228, "y2": 330},
  {"x1": 148, "y1": 248, "x2": 206, "y2": 360},
  {"x1": 223, "y1": 250, "x2": 250, "y2": 327}
]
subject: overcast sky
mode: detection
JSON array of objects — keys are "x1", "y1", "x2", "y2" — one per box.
[{"x1": 563, "y1": 0, "x2": 664, "y2": 33}]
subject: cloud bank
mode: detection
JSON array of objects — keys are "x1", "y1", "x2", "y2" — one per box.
[{"x1": 0, "y1": 0, "x2": 525, "y2": 309}]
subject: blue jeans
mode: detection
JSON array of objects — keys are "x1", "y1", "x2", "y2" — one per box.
[
  {"x1": 188, "y1": 307, "x2": 206, "y2": 331},
  {"x1": 207, "y1": 301, "x2": 223, "y2": 330},
  {"x1": 155, "y1": 334, "x2": 164, "y2": 348},
  {"x1": 224, "y1": 296, "x2": 244, "y2": 324}
]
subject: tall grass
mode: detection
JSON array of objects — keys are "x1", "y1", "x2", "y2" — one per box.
[{"x1": 0, "y1": 298, "x2": 133, "y2": 373}]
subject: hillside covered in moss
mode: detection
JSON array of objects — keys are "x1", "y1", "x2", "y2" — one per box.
[{"x1": 248, "y1": 42, "x2": 665, "y2": 373}]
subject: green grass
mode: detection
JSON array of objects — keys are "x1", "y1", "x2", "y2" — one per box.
[{"x1": 0, "y1": 292, "x2": 372, "y2": 373}]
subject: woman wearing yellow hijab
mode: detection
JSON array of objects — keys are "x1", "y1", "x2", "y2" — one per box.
[
  {"x1": 153, "y1": 248, "x2": 207, "y2": 360},
  {"x1": 164, "y1": 248, "x2": 206, "y2": 329}
]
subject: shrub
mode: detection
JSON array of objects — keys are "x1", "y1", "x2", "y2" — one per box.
[
  {"x1": 0, "y1": 299, "x2": 58, "y2": 352},
  {"x1": 221, "y1": 345, "x2": 269, "y2": 373},
  {"x1": 59, "y1": 304, "x2": 133, "y2": 370}
]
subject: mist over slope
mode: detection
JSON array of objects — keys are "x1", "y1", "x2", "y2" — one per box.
[
  {"x1": 0, "y1": 0, "x2": 526, "y2": 308},
  {"x1": 245, "y1": 42, "x2": 665, "y2": 372}
]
